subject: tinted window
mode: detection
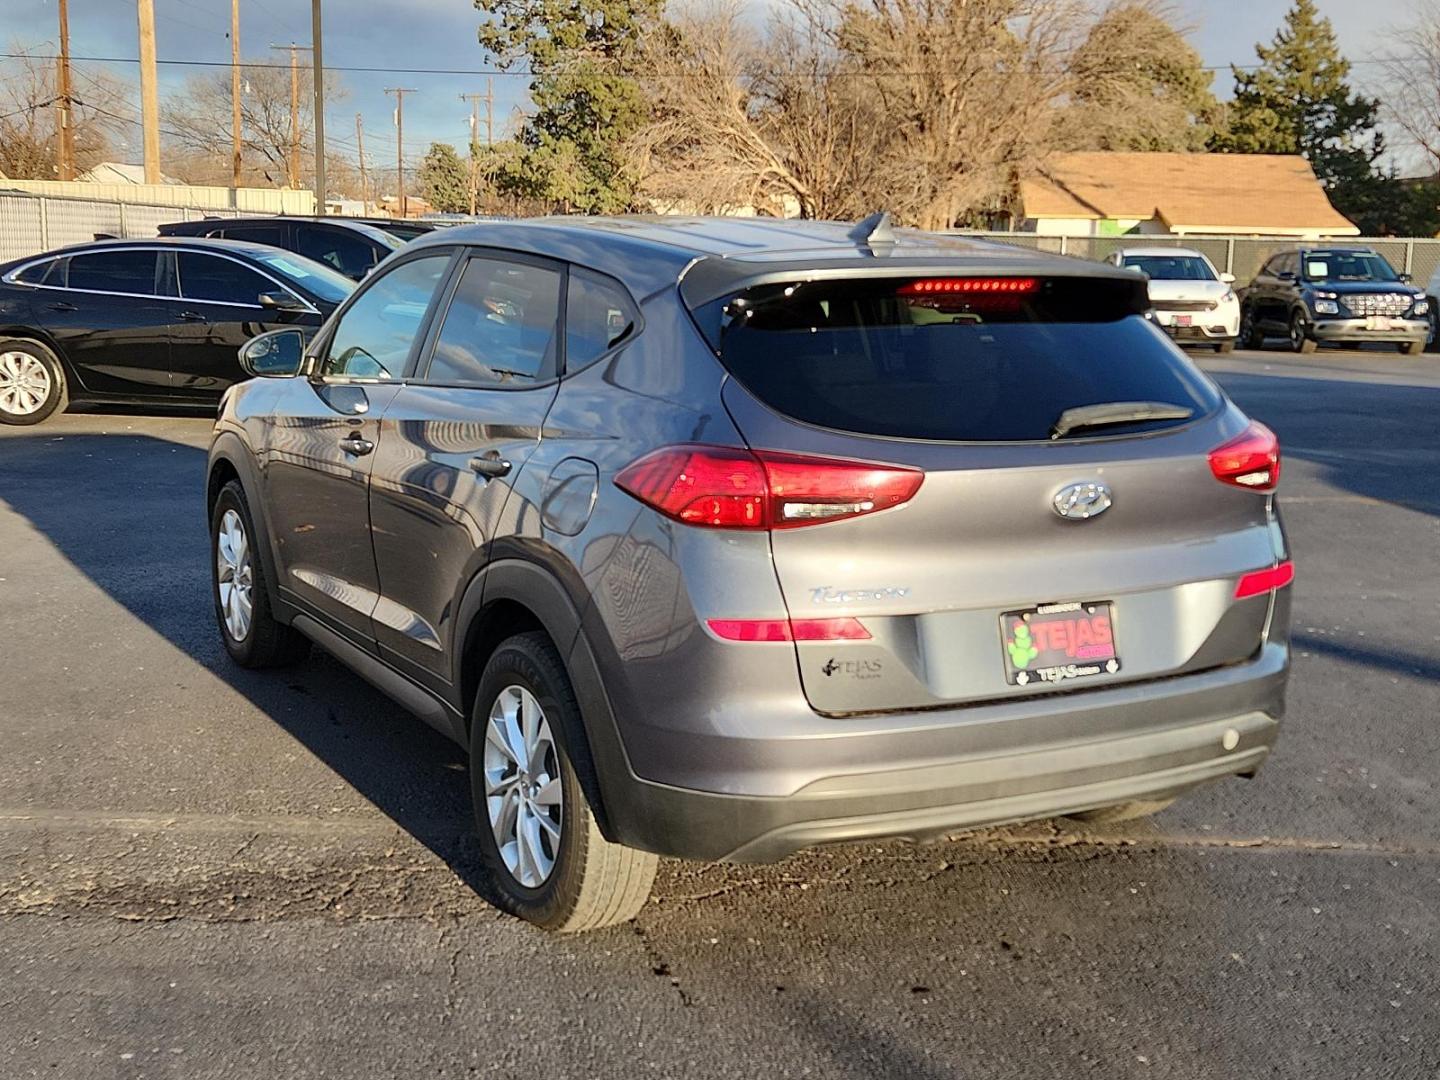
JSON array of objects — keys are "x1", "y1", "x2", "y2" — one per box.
[
  {"x1": 706, "y1": 277, "x2": 1219, "y2": 442},
  {"x1": 423, "y1": 256, "x2": 561, "y2": 386},
  {"x1": 177, "y1": 252, "x2": 275, "y2": 306},
  {"x1": 320, "y1": 254, "x2": 450, "y2": 379},
  {"x1": 14, "y1": 258, "x2": 67, "y2": 286},
  {"x1": 566, "y1": 268, "x2": 638, "y2": 370},
  {"x1": 220, "y1": 222, "x2": 285, "y2": 245},
  {"x1": 296, "y1": 224, "x2": 381, "y2": 280},
  {"x1": 67, "y1": 250, "x2": 158, "y2": 294},
  {"x1": 1120, "y1": 255, "x2": 1215, "y2": 281}
]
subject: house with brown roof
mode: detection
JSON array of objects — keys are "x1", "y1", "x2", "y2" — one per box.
[{"x1": 1015, "y1": 152, "x2": 1358, "y2": 238}]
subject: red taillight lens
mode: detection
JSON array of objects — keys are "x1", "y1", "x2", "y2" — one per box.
[
  {"x1": 897, "y1": 278, "x2": 1038, "y2": 296},
  {"x1": 615, "y1": 445, "x2": 923, "y2": 529},
  {"x1": 1235, "y1": 560, "x2": 1295, "y2": 600},
  {"x1": 706, "y1": 617, "x2": 871, "y2": 642},
  {"x1": 1209, "y1": 421, "x2": 1281, "y2": 492}
]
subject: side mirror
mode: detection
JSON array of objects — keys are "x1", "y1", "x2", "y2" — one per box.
[
  {"x1": 1399, "y1": 272, "x2": 1413, "y2": 283},
  {"x1": 240, "y1": 328, "x2": 306, "y2": 378},
  {"x1": 1277, "y1": 270, "x2": 1296, "y2": 282},
  {"x1": 1220, "y1": 272, "x2": 1236, "y2": 284},
  {"x1": 258, "y1": 291, "x2": 309, "y2": 312}
]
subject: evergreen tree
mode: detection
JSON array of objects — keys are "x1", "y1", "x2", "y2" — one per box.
[
  {"x1": 1213, "y1": 0, "x2": 1393, "y2": 232},
  {"x1": 418, "y1": 143, "x2": 470, "y2": 214},
  {"x1": 476, "y1": 0, "x2": 661, "y2": 213},
  {"x1": 1065, "y1": 4, "x2": 1223, "y2": 152}
]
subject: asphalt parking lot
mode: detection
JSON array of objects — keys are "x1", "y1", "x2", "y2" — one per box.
[{"x1": 1, "y1": 347, "x2": 1437, "y2": 1080}]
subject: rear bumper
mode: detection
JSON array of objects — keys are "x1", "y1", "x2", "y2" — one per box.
[
  {"x1": 1311, "y1": 316, "x2": 1427, "y2": 344},
  {"x1": 600, "y1": 642, "x2": 1288, "y2": 862}
]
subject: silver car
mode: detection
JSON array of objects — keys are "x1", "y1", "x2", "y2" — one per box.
[{"x1": 208, "y1": 216, "x2": 1292, "y2": 931}]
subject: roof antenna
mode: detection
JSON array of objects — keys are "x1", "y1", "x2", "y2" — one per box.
[{"x1": 849, "y1": 210, "x2": 896, "y2": 252}]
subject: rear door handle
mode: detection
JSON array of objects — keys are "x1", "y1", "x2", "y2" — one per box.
[
  {"x1": 46, "y1": 301, "x2": 77, "y2": 312},
  {"x1": 177, "y1": 311, "x2": 208, "y2": 322},
  {"x1": 470, "y1": 452, "x2": 512, "y2": 479},
  {"x1": 340, "y1": 434, "x2": 374, "y2": 456}
]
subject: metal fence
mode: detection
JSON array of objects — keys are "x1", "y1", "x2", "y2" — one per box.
[
  {"x1": 948, "y1": 231, "x2": 1440, "y2": 292},
  {"x1": 0, "y1": 192, "x2": 277, "y2": 263}
]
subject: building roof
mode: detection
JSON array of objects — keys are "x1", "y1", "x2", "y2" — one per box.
[{"x1": 1019, "y1": 152, "x2": 1359, "y2": 235}]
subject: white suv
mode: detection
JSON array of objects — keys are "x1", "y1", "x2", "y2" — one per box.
[{"x1": 1107, "y1": 247, "x2": 1241, "y2": 352}]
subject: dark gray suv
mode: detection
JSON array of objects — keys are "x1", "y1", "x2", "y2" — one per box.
[{"x1": 207, "y1": 217, "x2": 1293, "y2": 931}]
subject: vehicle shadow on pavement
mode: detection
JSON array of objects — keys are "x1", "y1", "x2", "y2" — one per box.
[
  {"x1": 1211, "y1": 371, "x2": 1440, "y2": 517},
  {"x1": 0, "y1": 430, "x2": 500, "y2": 901}
]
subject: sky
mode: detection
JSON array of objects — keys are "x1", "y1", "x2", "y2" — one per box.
[{"x1": 3, "y1": 0, "x2": 1428, "y2": 188}]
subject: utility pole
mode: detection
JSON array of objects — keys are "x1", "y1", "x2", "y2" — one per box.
[
  {"x1": 311, "y1": 0, "x2": 326, "y2": 212},
  {"x1": 386, "y1": 87, "x2": 416, "y2": 217},
  {"x1": 460, "y1": 83, "x2": 491, "y2": 215},
  {"x1": 136, "y1": 0, "x2": 161, "y2": 184},
  {"x1": 269, "y1": 42, "x2": 311, "y2": 189},
  {"x1": 355, "y1": 113, "x2": 368, "y2": 211},
  {"x1": 56, "y1": 0, "x2": 76, "y2": 180},
  {"x1": 230, "y1": 0, "x2": 242, "y2": 189}
]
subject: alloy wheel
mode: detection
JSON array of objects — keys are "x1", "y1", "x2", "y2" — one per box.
[
  {"x1": 483, "y1": 685, "x2": 563, "y2": 888},
  {"x1": 0, "y1": 351, "x2": 52, "y2": 416},
  {"x1": 216, "y1": 508, "x2": 254, "y2": 642}
]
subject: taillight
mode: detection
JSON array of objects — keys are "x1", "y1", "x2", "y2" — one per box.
[
  {"x1": 706, "y1": 617, "x2": 871, "y2": 642},
  {"x1": 1209, "y1": 421, "x2": 1280, "y2": 492},
  {"x1": 1235, "y1": 560, "x2": 1294, "y2": 600},
  {"x1": 615, "y1": 445, "x2": 923, "y2": 529}
]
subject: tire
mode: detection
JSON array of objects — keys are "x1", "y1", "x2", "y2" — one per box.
[
  {"x1": 1238, "y1": 307, "x2": 1264, "y2": 350},
  {"x1": 1215, "y1": 340, "x2": 1236, "y2": 354},
  {"x1": 1288, "y1": 311, "x2": 1317, "y2": 354},
  {"x1": 1426, "y1": 305, "x2": 1438, "y2": 352},
  {"x1": 1064, "y1": 797, "x2": 1177, "y2": 824},
  {"x1": 1399, "y1": 340, "x2": 1423, "y2": 356},
  {"x1": 470, "y1": 632, "x2": 657, "y2": 932},
  {"x1": 210, "y1": 480, "x2": 311, "y2": 668},
  {"x1": 0, "y1": 338, "x2": 67, "y2": 425}
]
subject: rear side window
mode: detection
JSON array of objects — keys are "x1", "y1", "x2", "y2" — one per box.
[
  {"x1": 220, "y1": 222, "x2": 284, "y2": 245},
  {"x1": 566, "y1": 268, "x2": 638, "y2": 371},
  {"x1": 67, "y1": 250, "x2": 158, "y2": 295},
  {"x1": 296, "y1": 224, "x2": 380, "y2": 279},
  {"x1": 177, "y1": 252, "x2": 275, "y2": 306},
  {"x1": 701, "y1": 277, "x2": 1220, "y2": 442},
  {"x1": 14, "y1": 258, "x2": 67, "y2": 286},
  {"x1": 422, "y1": 256, "x2": 561, "y2": 386}
]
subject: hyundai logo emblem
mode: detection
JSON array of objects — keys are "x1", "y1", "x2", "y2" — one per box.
[{"x1": 1053, "y1": 481, "x2": 1112, "y2": 520}]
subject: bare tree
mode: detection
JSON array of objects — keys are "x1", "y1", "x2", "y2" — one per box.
[
  {"x1": 0, "y1": 42, "x2": 128, "y2": 179},
  {"x1": 162, "y1": 60, "x2": 345, "y2": 187},
  {"x1": 629, "y1": 2, "x2": 880, "y2": 218},
  {"x1": 1374, "y1": 0, "x2": 1440, "y2": 174},
  {"x1": 629, "y1": 0, "x2": 1083, "y2": 228}
]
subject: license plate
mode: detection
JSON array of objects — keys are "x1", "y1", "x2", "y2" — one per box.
[
  {"x1": 1001, "y1": 601, "x2": 1121, "y2": 687},
  {"x1": 1173, "y1": 315, "x2": 1193, "y2": 327},
  {"x1": 1365, "y1": 316, "x2": 1394, "y2": 330}
]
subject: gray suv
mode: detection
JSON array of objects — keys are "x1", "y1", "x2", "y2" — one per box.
[{"x1": 208, "y1": 217, "x2": 1293, "y2": 931}]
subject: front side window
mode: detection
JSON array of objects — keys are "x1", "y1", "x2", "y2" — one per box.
[
  {"x1": 66, "y1": 250, "x2": 159, "y2": 295},
  {"x1": 296, "y1": 225, "x2": 381, "y2": 280},
  {"x1": 422, "y1": 256, "x2": 561, "y2": 386},
  {"x1": 319, "y1": 253, "x2": 450, "y2": 379},
  {"x1": 177, "y1": 252, "x2": 276, "y2": 306},
  {"x1": 566, "y1": 268, "x2": 638, "y2": 371}
]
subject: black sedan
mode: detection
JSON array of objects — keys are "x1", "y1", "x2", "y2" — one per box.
[{"x1": 0, "y1": 237, "x2": 353, "y2": 425}]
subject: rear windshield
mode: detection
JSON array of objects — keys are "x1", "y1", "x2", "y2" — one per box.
[{"x1": 698, "y1": 277, "x2": 1221, "y2": 442}]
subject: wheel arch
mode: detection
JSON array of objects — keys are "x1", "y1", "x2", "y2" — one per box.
[
  {"x1": 0, "y1": 326, "x2": 79, "y2": 392},
  {"x1": 207, "y1": 433, "x2": 292, "y2": 624}
]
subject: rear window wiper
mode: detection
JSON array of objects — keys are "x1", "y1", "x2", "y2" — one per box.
[{"x1": 1050, "y1": 401, "x2": 1194, "y2": 440}]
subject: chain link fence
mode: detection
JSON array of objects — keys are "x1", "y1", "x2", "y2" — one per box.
[{"x1": 949, "y1": 231, "x2": 1440, "y2": 293}]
